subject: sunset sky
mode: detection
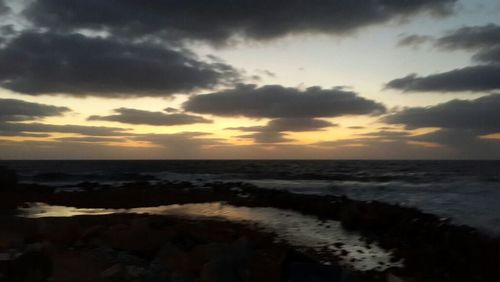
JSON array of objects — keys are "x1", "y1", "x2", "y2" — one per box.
[{"x1": 1, "y1": 0, "x2": 500, "y2": 159}]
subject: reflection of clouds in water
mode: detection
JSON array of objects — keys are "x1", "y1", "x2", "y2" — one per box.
[{"x1": 20, "y1": 202, "x2": 402, "y2": 271}]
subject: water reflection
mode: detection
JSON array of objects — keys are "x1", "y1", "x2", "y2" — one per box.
[{"x1": 19, "y1": 202, "x2": 402, "y2": 271}]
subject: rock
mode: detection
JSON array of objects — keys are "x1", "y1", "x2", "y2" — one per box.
[
  {"x1": 185, "y1": 243, "x2": 228, "y2": 273},
  {"x1": 231, "y1": 237, "x2": 253, "y2": 260},
  {"x1": 142, "y1": 261, "x2": 171, "y2": 282},
  {"x1": 102, "y1": 219, "x2": 169, "y2": 253},
  {"x1": 126, "y1": 265, "x2": 145, "y2": 277},
  {"x1": 115, "y1": 251, "x2": 145, "y2": 266},
  {"x1": 339, "y1": 203, "x2": 364, "y2": 230},
  {"x1": 154, "y1": 242, "x2": 192, "y2": 274},
  {"x1": 247, "y1": 246, "x2": 288, "y2": 282},
  {"x1": 200, "y1": 258, "x2": 242, "y2": 282},
  {"x1": 285, "y1": 262, "x2": 343, "y2": 282},
  {"x1": 7, "y1": 251, "x2": 53, "y2": 282},
  {"x1": 386, "y1": 273, "x2": 418, "y2": 282},
  {"x1": 171, "y1": 271, "x2": 195, "y2": 282},
  {"x1": 333, "y1": 242, "x2": 344, "y2": 248},
  {"x1": 101, "y1": 264, "x2": 124, "y2": 281},
  {"x1": 36, "y1": 220, "x2": 79, "y2": 246},
  {"x1": 79, "y1": 225, "x2": 106, "y2": 243}
]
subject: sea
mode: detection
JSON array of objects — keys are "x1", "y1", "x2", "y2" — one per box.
[{"x1": 2, "y1": 160, "x2": 500, "y2": 235}]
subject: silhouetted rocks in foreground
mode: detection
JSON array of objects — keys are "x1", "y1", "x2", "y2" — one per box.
[
  {"x1": 0, "y1": 214, "x2": 363, "y2": 282},
  {"x1": 1, "y1": 180, "x2": 500, "y2": 281}
]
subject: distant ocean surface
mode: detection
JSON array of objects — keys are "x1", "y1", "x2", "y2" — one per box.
[{"x1": 2, "y1": 160, "x2": 500, "y2": 235}]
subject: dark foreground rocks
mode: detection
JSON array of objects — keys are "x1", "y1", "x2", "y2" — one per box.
[
  {"x1": 0, "y1": 214, "x2": 364, "y2": 282},
  {"x1": 1, "y1": 178, "x2": 500, "y2": 281}
]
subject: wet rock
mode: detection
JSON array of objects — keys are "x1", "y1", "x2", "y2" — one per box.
[
  {"x1": 386, "y1": 273, "x2": 418, "y2": 282},
  {"x1": 339, "y1": 203, "x2": 363, "y2": 230}
]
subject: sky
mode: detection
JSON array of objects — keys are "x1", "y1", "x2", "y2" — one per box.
[{"x1": 1, "y1": 0, "x2": 500, "y2": 159}]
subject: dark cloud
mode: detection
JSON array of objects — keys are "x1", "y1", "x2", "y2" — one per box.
[
  {"x1": 0, "y1": 139, "x2": 143, "y2": 159},
  {"x1": 0, "y1": 32, "x2": 241, "y2": 96},
  {"x1": 0, "y1": 122, "x2": 131, "y2": 136},
  {"x1": 0, "y1": 132, "x2": 51, "y2": 138},
  {"x1": 0, "y1": 98, "x2": 70, "y2": 122},
  {"x1": 135, "y1": 132, "x2": 225, "y2": 146},
  {"x1": 434, "y1": 24, "x2": 500, "y2": 65},
  {"x1": 373, "y1": 93, "x2": 500, "y2": 157},
  {"x1": 435, "y1": 24, "x2": 500, "y2": 51},
  {"x1": 315, "y1": 130, "x2": 413, "y2": 148},
  {"x1": 473, "y1": 46, "x2": 500, "y2": 64},
  {"x1": 313, "y1": 136, "x2": 458, "y2": 159},
  {"x1": 24, "y1": 0, "x2": 455, "y2": 44},
  {"x1": 413, "y1": 129, "x2": 477, "y2": 145},
  {"x1": 55, "y1": 137, "x2": 122, "y2": 143},
  {"x1": 357, "y1": 130, "x2": 411, "y2": 138},
  {"x1": 397, "y1": 34, "x2": 433, "y2": 48},
  {"x1": 229, "y1": 118, "x2": 335, "y2": 143},
  {"x1": 306, "y1": 130, "x2": 418, "y2": 157},
  {"x1": 88, "y1": 108, "x2": 212, "y2": 126},
  {"x1": 184, "y1": 84, "x2": 386, "y2": 118},
  {"x1": 411, "y1": 129, "x2": 500, "y2": 158},
  {"x1": 229, "y1": 118, "x2": 335, "y2": 133},
  {"x1": 237, "y1": 132, "x2": 292, "y2": 144},
  {"x1": 0, "y1": 25, "x2": 15, "y2": 36},
  {"x1": 266, "y1": 118, "x2": 335, "y2": 132},
  {"x1": 133, "y1": 132, "x2": 227, "y2": 157},
  {"x1": 386, "y1": 65, "x2": 500, "y2": 92},
  {"x1": 0, "y1": 0, "x2": 10, "y2": 15},
  {"x1": 384, "y1": 93, "x2": 500, "y2": 134},
  {"x1": 164, "y1": 107, "x2": 179, "y2": 113},
  {"x1": 391, "y1": 24, "x2": 500, "y2": 92}
]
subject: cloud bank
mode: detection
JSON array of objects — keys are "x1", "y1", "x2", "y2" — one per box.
[
  {"x1": 0, "y1": 32, "x2": 241, "y2": 97},
  {"x1": 0, "y1": 98, "x2": 69, "y2": 122},
  {"x1": 24, "y1": 0, "x2": 456, "y2": 44},
  {"x1": 390, "y1": 24, "x2": 500, "y2": 93},
  {"x1": 229, "y1": 118, "x2": 336, "y2": 143},
  {"x1": 88, "y1": 108, "x2": 212, "y2": 126},
  {"x1": 184, "y1": 84, "x2": 386, "y2": 118}
]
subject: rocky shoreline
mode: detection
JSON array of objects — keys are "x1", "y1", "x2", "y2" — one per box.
[
  {"x1": 3, "y1": 212, "x2": 365, "y2": 282},
  {"x1": 1, "y1": 169, "x2": 500, "y2": 281}
]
